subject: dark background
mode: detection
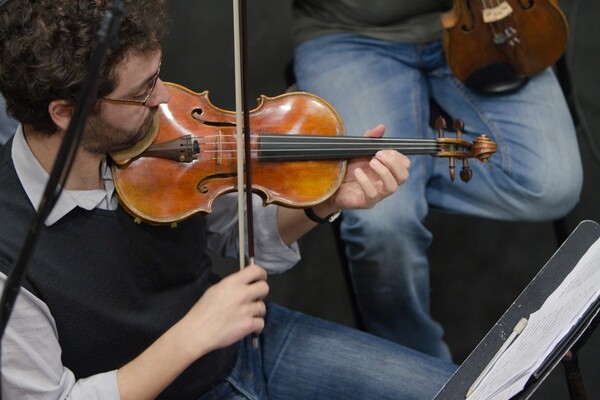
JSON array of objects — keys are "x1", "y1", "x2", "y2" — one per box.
[{"x1": 160, "y1": 1, "x2": 599, "y2": 398}]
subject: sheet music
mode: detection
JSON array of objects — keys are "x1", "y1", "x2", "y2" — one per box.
[{"x1": 468, "y1": 237, "x2": 600, "y2": 400}]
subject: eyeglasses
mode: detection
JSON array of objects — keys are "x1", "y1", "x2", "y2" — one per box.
[{"x1": 100, "y1": 62, "x2": 161, "y2": 107}]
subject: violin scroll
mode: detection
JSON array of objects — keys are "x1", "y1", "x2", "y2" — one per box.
[{"x1": 471, "y1": 134, "x2": 497, "y2": 162}]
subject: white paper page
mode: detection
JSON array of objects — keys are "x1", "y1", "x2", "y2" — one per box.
[{"x1": 467, "y1": 237, "x2": 600, "y2": 400}]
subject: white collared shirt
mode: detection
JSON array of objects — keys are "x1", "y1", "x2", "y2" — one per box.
[{"x1": 12, "y1": 124, "x2": 118, "y2": 225}]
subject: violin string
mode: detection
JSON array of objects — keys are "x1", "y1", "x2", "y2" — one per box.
[
  {"x1": 483, "y1": 0, "x2": 517, "y2": 44},
  {"x1": 186, "y1": 134, "x2": 439, "y2": 140},
  {"x1": 483, "y1": 0, "x2": 501, "y2": 39},
  {"x1": 504, "y1": 2, "x2": 518, "y2": 45},
  {"x1": 192, "y1": 149, "x2": 439, "y2": 162},
  {"x1": 193, "y1": 146, "x2": 441, "y2": 154},
  {"x1": 190, "y1": 146, "x2": 440, "y2": 153},
  {"x1": 197, "y1": 144, "x2": 443, "y2": 152},
  {"x1": 185, "y1": 135, "x2": 444, "y2": 145},
  {"x1": 193, "y1": 143, "x2": 443, "y2": 148},
  {"x1": 189, "y1": 146, "x2": 443, "y2": 161},
  {"x1": 495, "y1": 0, "x2": 512, "y2": 43}
]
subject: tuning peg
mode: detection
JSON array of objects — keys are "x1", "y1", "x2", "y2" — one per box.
[
  {"x1": 453, "y1": 120, "x2": 465, "y2": 153},
  {"x1": 435, "y1": 116, "x2": 447, "y2": 137},
  {"x1": 460, "y1": 159, "x2": 473, "y2": 182}
]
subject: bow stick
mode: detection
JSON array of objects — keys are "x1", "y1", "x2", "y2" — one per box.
[
  {"x1": 233, "y1": 0, "x2": 259, "y2": 347},
  {"x1": 233, "y1": 0, "x2": 254, "y2": 268}
]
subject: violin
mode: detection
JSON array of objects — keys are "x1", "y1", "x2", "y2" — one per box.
[
  {"x1": 110, "y1": 83, "x2": 497, "y2": 225},
  {"x1": 441, "y1": 0, "x2": 568, "y2": 86}
]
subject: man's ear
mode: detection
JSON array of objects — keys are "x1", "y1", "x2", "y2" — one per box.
[{"x1": 48, "y1": 99, "x2": 74, "y2": 132}]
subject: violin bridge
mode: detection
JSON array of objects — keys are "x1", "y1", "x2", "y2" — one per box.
[
  {"x1": 217, "y1": 129, "x2": 223, "y2": 165},
  {"x1": 482, "y1": 2, "x2": 513, "y2": 23}
]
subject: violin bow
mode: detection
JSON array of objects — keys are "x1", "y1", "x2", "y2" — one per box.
[
  {"x1": 233, "y1": 0, "x2": 260, "y2": 347},
  {"x1": 233, "y1": 0, "x2": 255, "y2": 269}
]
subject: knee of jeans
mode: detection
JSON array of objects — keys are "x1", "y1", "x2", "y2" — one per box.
[
  {"x1": 508, "y1": 166, "x2": 583, "y2": 221},
  {"x1": 341, "y1": 210, "x2": 389, "y2": 239},
  {"x1": 341, "y1": 205, "x2": 430, "y2": 244},
  {"x1": 340, "y1": 212, "x2": 434, "y2": 269}
]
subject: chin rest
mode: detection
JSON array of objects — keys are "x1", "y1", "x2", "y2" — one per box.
[{"x1": 464, "y1": 63, "x2": 530, "y2": 96}]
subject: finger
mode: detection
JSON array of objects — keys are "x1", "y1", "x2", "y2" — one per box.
[
  {"x1": 375, "y1": 150, "x2": 411, "y2": 171},
  {"x1": 353, "y1": 167, "x2": 378, "y2": 201},
  {"x1": 254, "y1": 300, "x2": 266, "y2": 318},
  {"x1": 363, "y1": 123, "x2": 385, "y2": 138},
  {"x1": 246, "y1": 299, "x2": 267, "y2": 318},
  {"x1": 246, "y1": 263, "x2": 268, "y2": 279},
  {"x1": 253, "y1": 318, "x2": 265, "y2": 337},
  {"x1": 246, "y1": 279, "x2": 269, "y2": 301},
  {"x1": 250, "y1": 301, "x2": 266, "y2": 337},
  {"x1": 236, "y1": 263, "x2": 268, "y2": 283},
  {"x1": 375, "y1": 151, "x2": 411, "y2": 184},
  {"x1": 369, "y1": 158, "x2": 399, "y2": 194},
  {"x1": 252, "y1": 300, "x2": 267, "y2": 336}
]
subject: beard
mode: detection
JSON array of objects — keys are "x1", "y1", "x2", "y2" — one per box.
[{"x1": 81, "y1": 108, "x2": 157, "y2": 154}]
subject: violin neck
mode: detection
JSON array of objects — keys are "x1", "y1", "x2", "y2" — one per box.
[{"x1": 257, "y1": 133, "x2": 439, "y2": 162}]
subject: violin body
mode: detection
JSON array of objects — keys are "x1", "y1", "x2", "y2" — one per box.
[
  {"x1": 441, "y1": 0, "x2": 568, "y2": 83},
  {"x1": 112, "y1": 83, "x2": 346, "y2": 224}
]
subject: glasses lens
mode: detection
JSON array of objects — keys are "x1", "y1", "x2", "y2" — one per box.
[{"x1": 101, "y1": 62, "x2": 161, "y2": 106}]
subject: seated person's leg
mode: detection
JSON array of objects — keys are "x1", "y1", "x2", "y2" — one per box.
[
  {"x1": 294, "y1": 33, "x2": 453, "y2": 360},
  {"x1": 260, "y1": 303, "x2": 456, "y2": 400},
  {"x1": 427, "y1": 65, "x2": 582, "y2": 220}
]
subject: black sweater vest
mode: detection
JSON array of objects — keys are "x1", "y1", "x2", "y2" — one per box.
[{"x1": 0, "y1": 141, "x2": 237, "y2": 399}]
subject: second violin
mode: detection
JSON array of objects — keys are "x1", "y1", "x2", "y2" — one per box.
[{"x1": 441, "y1": 0, "x2": 568, "y2": 89}]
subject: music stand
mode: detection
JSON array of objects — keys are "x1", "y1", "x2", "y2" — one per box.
[{"x1": 434, "y1": 220, "x2": 600, "y2": 400}]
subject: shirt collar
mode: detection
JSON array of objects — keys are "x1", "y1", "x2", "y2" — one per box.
[{"x1": 12, "y1": 125, "x2": 118, "y2": 226}]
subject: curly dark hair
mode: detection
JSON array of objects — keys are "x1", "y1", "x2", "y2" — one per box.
[{"x1": 0, "y1": 0, "x2": 169, "y2": 134}]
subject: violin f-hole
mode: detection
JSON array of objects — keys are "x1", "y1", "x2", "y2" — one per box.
[
  {"x1": 192, "y1": 108, "x2": 237, "y2": 127},
  {"x1": 517, "y1": 0, "x2": 535, "y2": 10},
  {"x1": 461, "y1": 1, "x2": 475, "y2": 32}
]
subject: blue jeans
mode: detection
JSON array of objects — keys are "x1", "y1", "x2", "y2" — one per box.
[
  {"x1": 293, "y1": 33, "x2": 583, "y2": 360},
  {"x1": 199, "y1": 303, "x2": 455, "y2": 399}
]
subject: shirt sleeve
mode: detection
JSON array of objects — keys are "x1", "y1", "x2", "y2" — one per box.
[
  {"x1": 0, "y1": 274, "x2": 122, "y2": 400},
  {"x1": 205, "y1": 193, "x2": 300, "y2": 273}
]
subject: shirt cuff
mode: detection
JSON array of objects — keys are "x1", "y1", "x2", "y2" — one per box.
[
  {"x1": 69, "y1": 370, "x2": 122, "y2": 399},
  {"x1": 253, "y1": 205, "x2": 300, "y2": 274}
]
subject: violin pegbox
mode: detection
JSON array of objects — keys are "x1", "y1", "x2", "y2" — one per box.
[{"x1": 434, "y1": 116, "x2": 497, "y2": 183}]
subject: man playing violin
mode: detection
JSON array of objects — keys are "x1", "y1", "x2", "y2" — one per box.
[
  {"x1": 0, "y1": 1, "x2": 454, "y2": 399},
  {"x1": 292, "y1": 0, "x2": 583, "y2": 361}
]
